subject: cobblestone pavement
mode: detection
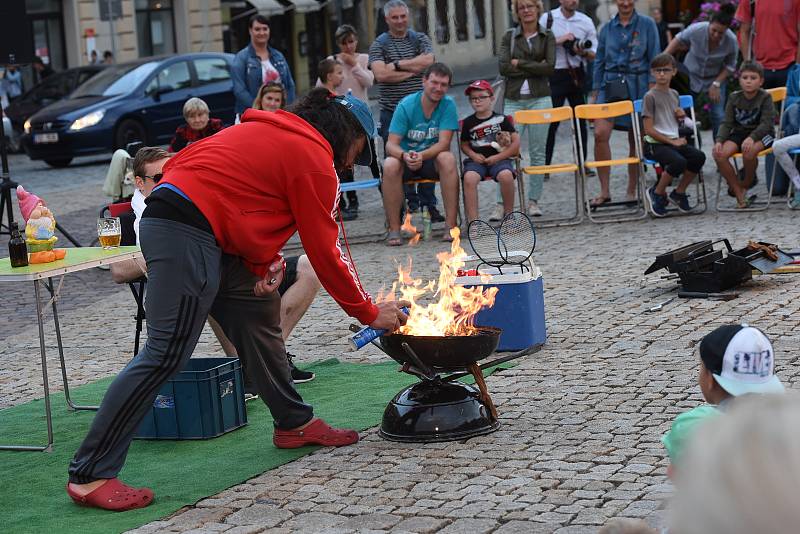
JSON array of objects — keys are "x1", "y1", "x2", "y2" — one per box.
[{"x1": 1, "y1": 87, "x2": 799, "y2": 533}]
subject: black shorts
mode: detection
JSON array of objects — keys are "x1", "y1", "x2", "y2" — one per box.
[
  {"x1": 278, "y1": 255, "x2": 299, "y2": 296},
  {"x1": 402, "y1": 159, "x2": 439, "y2": 182},
  {"x1": 725, "y1": 131, "x2": 774, "y2": 150}
]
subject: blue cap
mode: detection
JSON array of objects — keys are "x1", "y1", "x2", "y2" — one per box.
[{"x1": 334, "y1": 94, "x2": 375, "y2": 166}]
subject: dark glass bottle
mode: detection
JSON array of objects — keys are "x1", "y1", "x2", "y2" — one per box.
[{"x1": 9, "y1": 222, "x2": 28, "y2": 268}]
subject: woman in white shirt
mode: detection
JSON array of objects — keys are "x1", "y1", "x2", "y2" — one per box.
[{"x1": 316, "y1": 24, "x2": 378, "y2": 218}]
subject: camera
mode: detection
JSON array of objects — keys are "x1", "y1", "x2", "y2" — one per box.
[{"x1": 564, "y1": 39, "x2": 592, "y2": 56}]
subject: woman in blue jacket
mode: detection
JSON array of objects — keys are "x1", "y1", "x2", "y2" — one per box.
[
  {"x1": 589, "y1": 0, "x2": 659, "y2": 208},
  {"x1": 232, "y1": 14, "x2": 296, "y2": 118}
]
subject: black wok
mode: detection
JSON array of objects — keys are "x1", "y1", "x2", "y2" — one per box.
[{"x1": 379, "y1": 326, "x2": 501, "y2": 371}]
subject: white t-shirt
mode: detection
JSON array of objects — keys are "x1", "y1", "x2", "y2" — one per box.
[
  {"x1": 540, "y1": 8, "x2": 598, "y2": 70},
  {"x1": 519, "y1": 33, "x2": 538, "y2": 96},
  {"x1": 131, "y1": 188, "x2": 146, "y2": 245},
  {"x1": 261, "y1": 59, "x2": 280, "y2": 84}
]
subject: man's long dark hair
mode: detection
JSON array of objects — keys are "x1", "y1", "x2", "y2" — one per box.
[{"x1": 287, "y1": 87, "x2": 364, "y2": 172}]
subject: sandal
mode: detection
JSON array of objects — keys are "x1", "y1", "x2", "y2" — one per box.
[
  {"x1": 273, "y1": 418, "x2": 359, "y2": 449},
  {"x1": 589, "y1": 196, "x2": 611, "y2": 210},
  {"x1": 386, "y1": 231, "x2": 403, "y2": 247},
  {"x1": 736, "y1": 194, "x2": 757, "y2": 209},
  {"x1": 441, "y1": 231, "x2": 455, "y2": 242},
  {"x1": 66, "y1": 478, "x2": 154, "y2": 511}
]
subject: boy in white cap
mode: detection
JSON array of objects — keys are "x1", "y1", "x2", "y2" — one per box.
[{"x1": 662, "y1": 324, "x2": 784, "y2": 474}]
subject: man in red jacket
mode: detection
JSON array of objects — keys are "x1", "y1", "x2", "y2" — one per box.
[{"x1": 66, "y1": 89, "x2": 409, "y2": 511}]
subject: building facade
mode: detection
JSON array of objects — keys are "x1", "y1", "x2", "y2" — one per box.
[{"x1": 21, "y1": 0, "x2": 224, "y2": 72}]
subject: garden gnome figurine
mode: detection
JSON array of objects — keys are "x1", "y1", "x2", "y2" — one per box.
[{"x1": 16, "y1": 185, "x2": 60, "y2": 259}]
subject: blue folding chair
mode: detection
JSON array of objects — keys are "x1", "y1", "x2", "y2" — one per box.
[{"x1": 632, "y1": 94, "x2": 707, "y2": 216}]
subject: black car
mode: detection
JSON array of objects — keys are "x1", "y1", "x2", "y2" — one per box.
[
  {"x1": 4, "y1": 65, "x2": 105, "y2": 151},
  {"x1": 23, "y1": 53, "x2": 235, "y2": 167}
]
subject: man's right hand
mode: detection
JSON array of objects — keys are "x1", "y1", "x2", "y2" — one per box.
[
  {"x1": 370, "y1": 301, "x2": 412, "y2": 331},
  {"x1": 671, "y1": 137, "x2": 688, "y2": 147}
]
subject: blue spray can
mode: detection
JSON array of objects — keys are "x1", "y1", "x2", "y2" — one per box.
[{"x1": 349, "y1": 307, "x2": 410, "y2": 350}]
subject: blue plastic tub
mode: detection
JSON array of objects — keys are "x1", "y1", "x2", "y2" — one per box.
[
  {"x1": 456, "y1": 269, "x2": 547, "y2": 351},
  {"x1": 135, "y1": 357, "x2": 247, "y2": 440}
]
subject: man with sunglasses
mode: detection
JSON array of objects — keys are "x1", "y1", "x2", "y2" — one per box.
[{"x1": 109, "y1": 147, "x2": 168, "y2": 282}]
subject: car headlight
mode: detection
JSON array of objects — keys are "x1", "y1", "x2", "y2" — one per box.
[
  {"x1": 24, "y1": 119, "x2": 31, "y2": 134},
  {"x1": 69, "y1": 110, "x2": 105, "y2": 131}
]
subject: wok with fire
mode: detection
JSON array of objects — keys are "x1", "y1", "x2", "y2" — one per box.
[{"x1": 348, "y1": 224, "x2": 539, "y2": 443}]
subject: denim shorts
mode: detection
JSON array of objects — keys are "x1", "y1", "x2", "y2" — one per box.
[{"x1": 462, "y1": 158, "x2": 515, "y2": 182}]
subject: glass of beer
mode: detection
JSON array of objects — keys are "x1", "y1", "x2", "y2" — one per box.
[{"x1": 97, "y1": 217, "x2": 122, "y2": 249}]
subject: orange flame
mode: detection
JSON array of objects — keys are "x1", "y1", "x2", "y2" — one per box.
[
  {"x1": 401, "y1": 213, "x2": 420, "y2": 246},
  {"x1": 381, "y1": 227, "x2": 498, "y2": 336}
]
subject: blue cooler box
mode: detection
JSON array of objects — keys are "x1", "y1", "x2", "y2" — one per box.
[
  {"x1": 456, "y1": 270, "x2": 546, "y2": 351},
  {"x1": 135, "y1": 357, "x2": 247, "y2": 440}
]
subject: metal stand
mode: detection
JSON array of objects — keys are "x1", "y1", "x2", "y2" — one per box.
[{"x1": 0, "y1": 276, "x2": 97, "y2": 452}]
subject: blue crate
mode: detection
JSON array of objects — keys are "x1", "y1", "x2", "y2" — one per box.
[{"x1": 135, "y1": 357, "x2": 247, "y2": 440}]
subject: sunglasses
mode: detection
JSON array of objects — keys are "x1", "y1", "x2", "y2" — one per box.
[
  {"x1": 469, "y1": 95, "x2": 491, "y2": 102},
  {"x1": 143, "y1": 173, "x2": 163, "y2": 183}
]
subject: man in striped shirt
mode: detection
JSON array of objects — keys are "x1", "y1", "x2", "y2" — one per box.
[{"x1": 369, "y1": 0, "x2": 440, "y2": 218}]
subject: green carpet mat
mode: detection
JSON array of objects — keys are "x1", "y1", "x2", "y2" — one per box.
[{"x1": 0, "y1": 358, "x2": 510, "y2": 534}]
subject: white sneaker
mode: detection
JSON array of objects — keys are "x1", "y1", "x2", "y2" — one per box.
[
  {"x1": 488, "y1": 203, "x2": 504, "y2": 222},
  {"x1": 526, "y1": 200, "x2": 543, "y2": 217}
]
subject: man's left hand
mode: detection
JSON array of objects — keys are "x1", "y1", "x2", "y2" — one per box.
[{"x1": 254, "y1": 258, "x2": 285, "y2": 296}]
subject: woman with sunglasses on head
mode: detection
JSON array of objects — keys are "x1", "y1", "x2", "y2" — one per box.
[
  {"x1": 67, "y1": 88, "x2": 409, "y2": 512},
  {"x1": 316, "y1": 24, "x2": 378, "y2": 219},
  {"x1": 252, "y1": 81, "x2": 287, "y2": 112}
]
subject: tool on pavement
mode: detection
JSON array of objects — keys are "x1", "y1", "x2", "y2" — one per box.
[
  {"x1": 678, "y1": 291, "x2": 740, "y2": 300},
  {"x1": 645, "y1": 297, "x2": 675, "y2": 312}
]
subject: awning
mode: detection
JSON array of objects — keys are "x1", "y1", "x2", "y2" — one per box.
[
  {"x1": 248, "y1": 0, "x2": 288, "y2": 15},
  {"x1": 287, "y1": 0, "x2": 325, "y2": 13}
]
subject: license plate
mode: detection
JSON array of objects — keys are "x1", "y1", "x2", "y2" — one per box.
[{"x1": 34, "y1": 133, "x2": 59, "y2": 144}]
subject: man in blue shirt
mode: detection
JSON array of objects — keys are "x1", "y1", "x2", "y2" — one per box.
[{"x1": 382, "y1": 63, "x2": 459, "y2": 245}]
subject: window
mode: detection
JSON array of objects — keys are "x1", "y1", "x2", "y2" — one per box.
[
  {"x1": 136, "y1": 0, "x2": 176, "y2": 57},
  {"x1": 76, "y1": 69, "x2": 99, "y2": 86},
  {"x1": 473, "y1": 0, "x2": 487, "y2": 39},
  {"x1": 408, "y1": 0, "x2": 428, "y2": 34},
  {"x1": 435, "y1": 0, "x2": 450, "y2": 44},
  {"x1": 26, "y1": 0, "x2": 66, "y2": 71},
  {"x1": 455, "y1": 1, "x2": 468, "y2": 41},
  {"x1": 145, "y1": 62, "x2": 191, "y2": 95},
  {"x1": 194, "y1": 58, "x2": 230, "y2": 85}
]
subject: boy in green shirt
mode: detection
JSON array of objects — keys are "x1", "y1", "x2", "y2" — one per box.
[
  {"x1": 662, "y1": 324, "x2": 785, "y2": 476},
  {"x1": 712, "y1": 61, "x2": 776, "y2": 208}
]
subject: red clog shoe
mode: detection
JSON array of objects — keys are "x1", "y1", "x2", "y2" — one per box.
[
  {"x1": 273, "y1": 418, "x2": 359, "y2": 449},
  {"x1": 66, "y1": 478, "x2": 154, "y2": 511}
]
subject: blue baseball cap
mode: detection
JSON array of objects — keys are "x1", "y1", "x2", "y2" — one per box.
[{"x1": 334, "y1": 94, "x2": 375, "y2": 166}]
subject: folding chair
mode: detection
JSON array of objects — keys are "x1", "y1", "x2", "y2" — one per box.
[
  {"x1": 100, "y1": 200, "x2": 146, "y2": 357},
  {"x1": 783, "y1": 147, "x2": 800, "y2": 209},
  {"x1": 715, "y1": 86, "x2": 786, "y2": 212},
  {"x1": 456, "y1": 116, "x2": 526, "y2": 220},
  {"x1": 574, "y1": 101, "x2": 647, "y2": 223},
  {"x1": 514, "y1": 106, "x2": 582, "y2": 226},
  {"x1": 632, "y1": 94, "x2": 707, "y2": 216}
]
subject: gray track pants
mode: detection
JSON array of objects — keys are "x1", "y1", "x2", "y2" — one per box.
[{"x1": 68, "y1": 218, "x2": 313, "y2": 484}]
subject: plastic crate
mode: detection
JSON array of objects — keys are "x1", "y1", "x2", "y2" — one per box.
[{"x1": 135, "y1": 357, "x2": 247, "y2": 440}]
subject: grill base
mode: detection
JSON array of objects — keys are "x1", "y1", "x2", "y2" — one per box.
[{"x1": 379, "y1": 379, "x2": 500, "y2": 443}]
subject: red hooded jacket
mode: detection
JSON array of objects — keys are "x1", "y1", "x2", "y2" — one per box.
[{"x1": 159, "y1": 108, "x2": 379, "y2": 325}]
